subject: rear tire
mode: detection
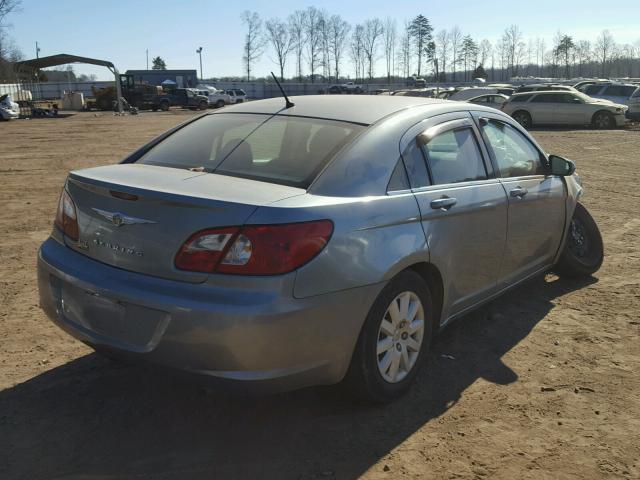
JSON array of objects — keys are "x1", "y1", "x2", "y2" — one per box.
[
  {"x1": 555, "y1": 202, "x2": 603, "y2": 277},
  {"x1": 592, "y1": 111, "x2": 615, "y2": 130},
  {"x1": 512, "y1": 110, "x2": 532, "y2": 129},
  {"x1": 160, "y1": 101, "x2": 170, "y2": 111},
  {"x1": 344, "y1": 270, "x2": 434, "y2": 403}
]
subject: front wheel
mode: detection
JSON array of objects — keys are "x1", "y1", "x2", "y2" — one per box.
[
  {"x1": 216, "y1": 100, "x2": 225, "y2": 108},
  {"x1": 344, "y1": 270, "x2": 434, "y2": 403},
  {"x1": 592, "y1": 111, "x2": 615, "y2": 130},
  {"x1": 555, "y1": 202, "x2": 603, "y2": 277}
]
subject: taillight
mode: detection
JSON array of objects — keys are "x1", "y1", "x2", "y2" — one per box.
[
  {"x1": 54, "y1": 189, "x2": 79, "y2": 240},
  {"x1": 175, "y1": 220, "x2": 333, "y2": 275},
  {"x1": 174, "y1": 227, "x2": 239, "y2": 273}
]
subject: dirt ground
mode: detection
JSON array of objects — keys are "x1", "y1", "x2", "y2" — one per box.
[{"x1": 1, "y1": 111, "x2": 639, "y2": 480}]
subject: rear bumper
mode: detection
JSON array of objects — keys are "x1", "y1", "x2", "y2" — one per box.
[{"x1": 38, "y1": 237, "x2": 382, "y2": 393}]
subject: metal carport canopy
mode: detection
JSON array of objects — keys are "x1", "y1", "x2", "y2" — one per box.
[{"x1": 14, "y1": 54, "x2": 124, "y2": 112}]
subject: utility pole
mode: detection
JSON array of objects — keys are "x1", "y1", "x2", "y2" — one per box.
[
  {"x1": 36, "y1": 41, "x2": 41, "y2": 58},
  {"x1": 196, "y1": 47, "x2": 203, "y2": 80},
  {"x1": 146, "y1": 49, "x2": 149, "y2": 70}
]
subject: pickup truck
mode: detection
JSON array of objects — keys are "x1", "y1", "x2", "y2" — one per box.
[{"x1": 151, "y1": 88, "x2": 209, "y2": 111}]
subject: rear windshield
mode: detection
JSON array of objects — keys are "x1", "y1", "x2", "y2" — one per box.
[{"x1": 137, "y1": 113, "x2": 364, "y2": 188}]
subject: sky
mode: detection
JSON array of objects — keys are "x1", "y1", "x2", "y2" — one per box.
[{"x1": 6, "y1": 0, "x2": 640, "y2": 80}]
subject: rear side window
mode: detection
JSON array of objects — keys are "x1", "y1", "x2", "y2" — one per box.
[
  {"x1": 510, "y1": 94, "x2": 532, "y2": 103},
  {"x1": 605, "y1": 85, "x2": 636, "y2": 97},
  {"x1": 387, "y1": 159, "x2": 410, "y2": 192},
  {"x1": 402, "y1": 140, "x2": 431, "y2": 188},
  {"x1": 422, "y1": 128, "x2": 487, "y2": 185},
  {"x1": 138, "y1": 114, "x2": 364, "y2": 188}
]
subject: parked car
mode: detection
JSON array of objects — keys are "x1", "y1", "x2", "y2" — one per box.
[
  {"x1": 37, "y1": 95, "x2": 603, "y2": 402},
  {"x1": 581, "y1": 82, "x2": 638, "y2": 106},
  {"x1": 0, "y1": 93, "x2": 20, "y2": 120},
  {"x1": 501, "y1": 90, "x2": 628, "y2": 129},
  {"x1": 626, "y1": 87, "x2": 640, "y2": 121},
  {"x1": 466, "y1": 93, "x2": 510, "y2": 108},
  {"x1": 225, "y1": 89, "x2": 247, "y2": 103},
  {"x1": 449, "y1": 87, "x2": 502, "y2": 101},
  {"x1": 573, "y1": 79, "x2": 609, "y2": 91},
  {"x1": 514, "y1": 84, "x2": 577, "y2": 94},
  {"x1": 196, "y1": 85, "x2": 232, "y2": 108}
]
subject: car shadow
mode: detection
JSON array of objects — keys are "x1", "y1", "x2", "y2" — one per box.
[{"x1": 0, "y1": 274, "x2": 596, "y2": 480}]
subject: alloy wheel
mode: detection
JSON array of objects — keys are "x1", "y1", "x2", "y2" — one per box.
[
  {"x1": 595, "y1": 113, "x2": 611, "y2": 129},
  {"x1": 376, "y1": 291, "x2": 425, "y2": 383}
]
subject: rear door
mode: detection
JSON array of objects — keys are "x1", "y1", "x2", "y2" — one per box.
[
  {"x1": 527, "y1": 93, "x2": 560, "y2": 124},
  {"x1": 401, "y1": 112, "x2": 508, "y2": 317},
  {"x1": 473, "y1": 113, "x2": 566, "y2": 287},
  {"x1": 554, "y1": 93, "x2": 589, "y2": 125}
]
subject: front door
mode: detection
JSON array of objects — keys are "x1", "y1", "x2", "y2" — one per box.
[{"x1": 475, "y1": 115, "x2": 566, "y2": 287}]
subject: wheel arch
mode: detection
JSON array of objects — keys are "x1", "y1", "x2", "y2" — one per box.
[
  {"x1": 591, "y1": 109, "x2": 614, "y2": 124},
  {"x1": 406, "y1": 262, "x2": 444, "y2": 329}
]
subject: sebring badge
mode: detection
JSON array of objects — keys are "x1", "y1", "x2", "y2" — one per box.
[{"x1": 92, "y1": 208, "x2": 156, "y2": 227}]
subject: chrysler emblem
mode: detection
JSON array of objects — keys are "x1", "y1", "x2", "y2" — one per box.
[{"x1": 92, "y1": 208, "x2": 156, "y2": 227}]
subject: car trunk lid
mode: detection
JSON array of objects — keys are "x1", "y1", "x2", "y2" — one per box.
[{"x1": 65, "y1": 164, "x2": 304, "y2": 283}]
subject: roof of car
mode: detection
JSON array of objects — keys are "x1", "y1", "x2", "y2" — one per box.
[
  {"x1": 511, "y1": 90, "x2": 575, "y2": 96},
  {"x1": 216, "y1": 95, "x2": 448, "y2": 125}
]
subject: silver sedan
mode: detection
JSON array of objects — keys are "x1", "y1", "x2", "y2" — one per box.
[{"x1": 38, "y1": 96, "x2": 603, "y2": 402}]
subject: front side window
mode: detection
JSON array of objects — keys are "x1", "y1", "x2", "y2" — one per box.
[
  {"x1": 422, "y1": 128, "x2": 487, "y2": 185},
  {"x1": 138, "y1": 114, "x2": 364, "y2": 188},
  {"x1": 584, "y1": 84, "x2": 604, "y2": 96},
  {"x1": 480, "y1": 120, "x2": 545, "y2": 178}
]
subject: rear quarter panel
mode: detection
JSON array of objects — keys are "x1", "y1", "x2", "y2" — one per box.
[{"x1": 246, "y1": 193, "x2": 428, "y2": 299}]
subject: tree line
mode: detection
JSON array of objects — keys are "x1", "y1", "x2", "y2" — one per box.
[{"x1": 239, "y1": 7, "x2": 640, "y2": 84}]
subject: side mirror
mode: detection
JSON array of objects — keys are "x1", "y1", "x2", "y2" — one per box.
[{"x1": 549, "y1": 155, "x2": 576, "y2": 176}]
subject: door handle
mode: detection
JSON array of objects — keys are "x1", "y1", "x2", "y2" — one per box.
[
  {"x1": 510, "y1": 187, "x2": 528, "y2": 198},
  {"x1": 430, "y1": 197, "x2": 457, "y2": 210}
]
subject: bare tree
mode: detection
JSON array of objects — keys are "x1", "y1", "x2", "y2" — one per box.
[
  {"x1": 304, "y1": 6, "x2": 323, "y2": 82},
  {"x1": 350, "y1": 24, "x2": 365, "y2": 81},
  {"x1": 435, "y1": 30, "x2": 450, "y2": 80},
  {"x1": 241, "y1": 11, "x2": 265, "y2": 81},
  {"x1": 594, "y1": 29, "x2": 615, "y2": 77},
  {"x1": 328, "y1": 15, "x2": 350, "y2": 82},
  {"x1": 478, "y1": 39, "x2": 492, "y2": 69},
  {"x1": 0, "y1": 0, "x2": 20, "y2": 26},
  {"x1": 383, "y1": 17, "x2": 397, "y2": 83},
  {"x1": 450, "y1": 26, "x2": 463, "y2": 81},
  {"x1": 502, "y1": 25, "x2": 525, "y2": 78},
  {"x1": 397, "y1": 21, "x2": 412, "y2": 79},
  {"x1": 288, "y1": 10, "x2": 306, "y2": 81},
  {"x1": 362, "y1": 18, "x2": 384, "y2": 80},
  {"x1": 265, "y1": 18, "x2": 293, "y2": 81},
  {"x1": 575, "y1": 40, "x2": 591, "y2": 77}
]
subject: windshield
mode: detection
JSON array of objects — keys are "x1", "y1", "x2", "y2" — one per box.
[{"x1": 137, "y1": 113, "x2": 364, "y2": 188}]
